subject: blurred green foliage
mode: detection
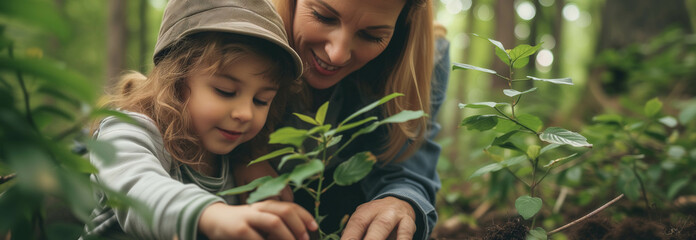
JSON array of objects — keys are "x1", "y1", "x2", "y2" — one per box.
[{"x1": 0, "y1": 0, "x2": 150, "y2": 238}]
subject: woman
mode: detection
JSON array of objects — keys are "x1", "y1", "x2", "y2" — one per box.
[{"x1": 272, "y1": 0, "x2": 449, "y2": 239}]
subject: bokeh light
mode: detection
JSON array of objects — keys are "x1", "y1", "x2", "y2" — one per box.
[
  {"x1": 515, "y1": 23, "x2": 531, "y2": 40},
  {"x1": 516, "y1": 1, "x2": 536, "y2": 21},
  {"x1": 563, "y1": 4, "x2": 580, "y2": 21}
]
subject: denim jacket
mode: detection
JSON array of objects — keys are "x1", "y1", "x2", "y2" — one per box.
[{"x1": 278, "y1": 37, "x2": 450, "y2": 239}]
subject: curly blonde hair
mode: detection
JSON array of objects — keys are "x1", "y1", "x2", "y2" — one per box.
[
  {"x1": 105, "y1": 32, "x2": 299, "y2": 166},
  {"x1": 272, "y1": 0, "x2": 434, "y2": 163}
]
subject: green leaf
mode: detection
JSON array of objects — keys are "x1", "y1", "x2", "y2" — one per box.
[
  {"x1": 539, "y1": 143, "x2": 561, "y2": 154},
  {"x1": 289, "y1": 160, "x2": 324, "y2": 186},
  {"x1": 458, "y1": 102, "x2": 510, "y2": 109},
  {"x1": 469, "y1": 163, "x2": 503, "y2": 179},
  {"x1": 380, "y1": 110, "x2": 426, "y2": 124},
  {"x1": 527, "y1": 76, "x2": 573, "y2": 85},
  {"x1": 249, "y1": 147, "x2": 294, "y2": 165},
  {"x1": 293, "y1": 113, "x2": 319, "y2": 125},
  {"x1": 539, "y1": 127, "x2": 592, "y2": 148},
  {"x1": 461, "y1": 115, "x2": 498, "y2": 131},
  {"x1": 326, "y1": 117, "x2": 378, "y2": 136},
  {"x1": 515, "y1": 195, "x2": 542, "y2": 220},
  {"x1": 85, "y1": 139, "x2": 116, "y2": 165},
  {"x1": 0, "y1": 0, "x2": 71, "y2": 40},
  {"x1": 512, "y1": 57, "x2": 530, "y2": 69},
  {"x1": 658, "y1": 116, "x2": 677, "y2": 127},
  {"x1": 667, "y1": 178, "x2": 689, "y2": 200},
  {"x1": 0, "y1": 57, "x2": 95, "y2": 102},
  {"x1": 340, "y1": 93, "x2": 403, "y2": 126},
  {"x1": 592, "y1": 114, "x2": 623, "y2": 124},
  {"x1": 218, "y1": 176, "x2": 272, "y2": 196},
  {"x1": 278, "y1": 153, "x2": 308, "y2": 170},
  {"x1": 307, "y1": 124, "x2": 331, "y2": 136},
  {"x1": 517, "y1": 114, "x2": 543, "y2": 132},
  {"x1": 501, "y1": 155, "x2": 527, "y2": 167},
  {"x1": 510, "y1": 44, "x2": 541, "y2": 62},
  {"x1": 269, "y1": 127, "x2": 308, "y2": 148},
  {"x1": 543, "y1": 153, "x2": 579, "y2": 168},
  {"x1": 37, "y1": 86, "x2": 80, "y2": 108},
  {"x1": 452, "y1": 63, "x2": 497, "y2": 74},
  {"x1": 495, "y1": 118, "x2": 519, "y2": 132},
  {"x1": 490, "y1": 130, "x2": 520, "y2": 147},
  {"x1": 49, "y1": 142, "x2": 97, "y2": 174},
  {"x1": 247, "y1": 174, "x2": 290, "y2": 203},
  {"x1": 679, "y1": 103, "x2": 696, "y2": 123},
  {"x1": 32, "y1": 105, "x2": 74, "y2": 121},
  {"x1": 473, "y1": 33, "x2": 509, "y2": 60},
  {"x1": 325, "y1": 135, "x2": 343, "y2": 148},
  {"x1": 527, "y1": 227, "x2": 548, "y2": 240},
  {"x1": 351, "y1": 122, "x2": 380, "y2": 139},
  {"x1": 89, "y1": 108, "x2": 140, "y2": 125},
  {"x1": 527, "y1": 145, "x2": 541, "y2": 160},
  {"x1": 618, "y1": 167, "x2": 640, "y2": 201},
  {"x1": 315, "y1": 101, "x2": 329, "y2": 125},
  {"x1": 334, "y1": 152, "x2": 376, "y2": 186},
  {"x1": 503, "y1": 87, "x2": 537, "y2": 97},
  {"x1": 644, "y1": 98, "x2": 662, "y2": 117},
  {"x1": 495, "y1": 47, "x2": 511, "y2": 65}
]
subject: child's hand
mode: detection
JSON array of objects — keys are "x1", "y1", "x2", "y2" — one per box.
[
  {"x1": 233, "y1": 161, "x2": 293, "y2": 203},
  {"x1": 198, "y1": 201, "x2": 318, "y2": 240}
]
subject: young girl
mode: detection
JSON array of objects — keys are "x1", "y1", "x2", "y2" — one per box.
[{"x1": 84, "y1": 0, "x2": 317, "y2": 239}]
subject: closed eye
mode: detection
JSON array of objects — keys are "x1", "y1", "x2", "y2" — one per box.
[
  {"x1": 312, "y1": 10, "x2": 336, "y2": 24},
  {"x1": 253, "y1": 98, "x2": 269, "y2": 106},
  {"x1": 359, "y1": 31, "x2": 385, "y2": 43},
  {"x1": 215, "y1": 88, "x2": 236, "y2": 97}
]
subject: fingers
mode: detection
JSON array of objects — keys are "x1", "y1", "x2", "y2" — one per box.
[
  {"x1": 363, "y1": 212, "x2": 400, "y2": 240},
  {"x1": 395, "y1": 217, "x2": 416, "y2": 240},
  {"x1": 252, "y1": 200, "x2": 317, "y2": 240},
  {"x1": 246, "y1": 211, "x2": 296, "y2": 240},
  {"x1": 341, "y1": 205, "x2": 377, "y2": 240}
]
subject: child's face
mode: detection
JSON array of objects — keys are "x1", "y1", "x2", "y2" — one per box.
[{"x1": 184, "y1": 54, "x2": 278, "y2": 156}]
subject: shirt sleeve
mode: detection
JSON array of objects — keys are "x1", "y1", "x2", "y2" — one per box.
[
  {"x1": 360, "y1": 37, "x2": 450, "y2": 240},
  {"x1": 91, "y1": 115, "x2": 223, "y2": 240}
]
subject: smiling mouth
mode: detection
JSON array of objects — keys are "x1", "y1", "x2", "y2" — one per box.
[
  {"x1": 312, "y1": 52, "x2": 340, "y2": 74},
  {"x1": 217, "y1": 128, "x2": 241, "y2": 141}
]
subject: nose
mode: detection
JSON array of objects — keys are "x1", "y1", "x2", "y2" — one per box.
[
  {"x1": 325, "y1": 30, "x2": 351, "y2": 65},
  {"x1": 231, "y1": 100, "x2": 253, "y2": 122}
]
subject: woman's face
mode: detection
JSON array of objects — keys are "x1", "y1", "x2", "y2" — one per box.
[{"x1": 292, "y1": 0, "x2": 406, "y2": 89}]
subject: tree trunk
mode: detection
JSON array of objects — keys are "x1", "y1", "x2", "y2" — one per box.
[
  {"x1": 107, "y1": 0, "x2": 127, "y2": 92},
  {"x1": 138, "y1": 0, "x2": 148, "y2": 73},
  {"x1": 492, "y1": 0, "x2": 515, "y2": 88}
]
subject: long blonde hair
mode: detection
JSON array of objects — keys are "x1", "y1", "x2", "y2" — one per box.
[
  {"x1": 272, "y1": 0, "x2": 434, "y2": 163},
  {"x1": 104, "y1": 33, "x2": 299, "y2": 166}
]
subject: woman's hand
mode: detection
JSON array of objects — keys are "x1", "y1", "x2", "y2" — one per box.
[
  {"x1": 199, "y1": 201, "x2": 318, "y2": 240},
  {"x1": 340, "y1": 196, "x2": 417, "y2": 240},
  {"x1": 233, "y1": 160, "x2": 293, "y2": 203}
]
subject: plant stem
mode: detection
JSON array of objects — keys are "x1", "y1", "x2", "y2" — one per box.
[
  {"x1": 504, "y1": 167, "x2": 530, "y2": 187},
  {"x1": 493, "y1": 108, "x2": 538, "y2": 135},
  {"x1": 321, "y1": 182, "x2": 336, "y2": 194},
  {"x1": 548, "y1": 194, "x2": 624, "y2": 235},
  {"x1": 9, "y1": 44, "x2": 38, "y2": 132},
  {"x1": 632, "y1": 160, "x2": 651, "y2": 209},
  {"x1": 508, "y1": 66, "x2": 516, "y2": 118}
]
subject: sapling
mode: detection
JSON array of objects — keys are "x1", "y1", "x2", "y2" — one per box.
[
  {"x1": 453, "y1": 34, "x2": 594, "y2": 239},
  {"x1": 219, "y1": 93, "x2": 426, "y2": 239}
]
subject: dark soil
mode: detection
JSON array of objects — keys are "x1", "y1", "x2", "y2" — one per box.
[
  {"x1": 482, "y1": 217, "x2": 528, "y2": 240},
  {"x1": 432, "y1": 215, "x2": 696, "y2": 240}
]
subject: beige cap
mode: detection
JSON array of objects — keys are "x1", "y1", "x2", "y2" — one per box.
[{"x1": 153, "y1": 0, "x2": 302, "y2": 79}]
